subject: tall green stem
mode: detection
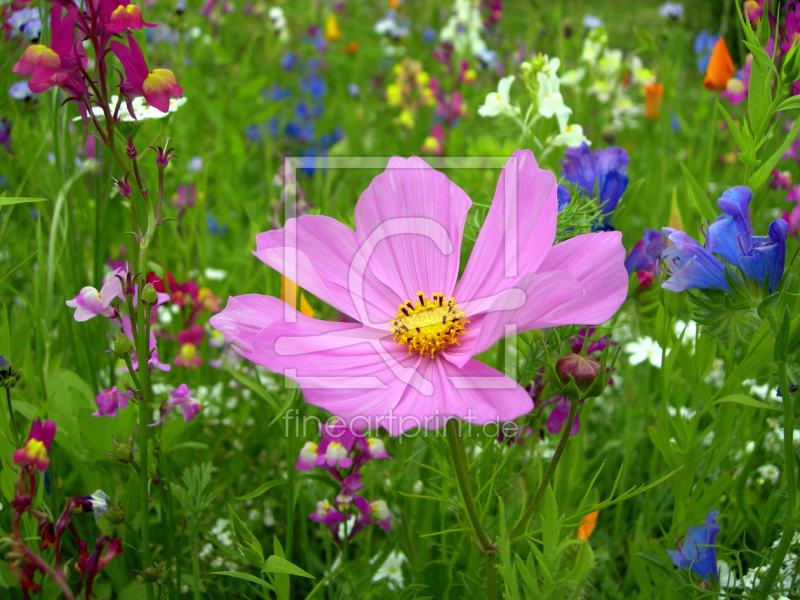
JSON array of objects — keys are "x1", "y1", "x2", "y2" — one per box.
[
  {"x1": 756, "y1": 361, "x2": 798, "y2": 599},
  {"x1": 286, "y1": 413, "x2": 295, "y2": 561},
  {"x1": 509, "y1": 398, "x2": 578, "y2": 540},
  {"x1": 445, "y1": 419, "x2": 497, "y2": 600},
  {"x1": 136, "y1": 246, "x2": 155, "y2": 600}
]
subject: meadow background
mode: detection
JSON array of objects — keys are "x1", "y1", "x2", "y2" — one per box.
[{"x1": 1, "y1": 0, "x2": 799, "y2": 599}]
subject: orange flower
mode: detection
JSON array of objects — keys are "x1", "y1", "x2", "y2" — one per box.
[
  {"x1": 576, "y1": 511, "x2": 599, "y2": 541},
  {"x1": 389, "y1": 0, "x2": 400, "y2": 8},
  {"x1": 346, "y1": 41, "x2": 359, "y2": 55},
  {"x1": 703, "y1": 38, "x2": 735, "y2": 90},
  {"x1": 644, "y1": 81, "x2": 663, "y2": 120}
]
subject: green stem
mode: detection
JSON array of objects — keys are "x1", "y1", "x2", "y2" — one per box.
[
  {"x1": 136, "y1": 248, "x2": 155, "y2": 600},
  {"x1": 509, "y1": 397, "x2": 579, "y2": 540},
  {"x1": 159, "y1": 479, "x2": 177, "y2": 600},
  {"x1": 5, "y1": 387, "x2": 17, "y2": 446},
  {"x1": 445, "y1": 419, "x2": 497, "y2": 600},
  {"x1": 756, "y1": 361, "x2": 798, "y2": 599},
  {"x1": 191, "y1": 526, "x2": 202, "y2": 600},
  {"x1": 703, "y1": 99, "x2": 718, "y2": 192},
  {"x1": 286, "y1": 416, "x2": 295, "y2": 561}
]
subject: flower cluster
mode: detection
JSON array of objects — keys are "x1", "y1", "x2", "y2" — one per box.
[
  {"x1": 559, "y1": 143, "x2": 630, "y2": 228},
  {"x1": 8, "y1": 420, "x2": 123, "y2": 598},
  {"x1": 625, "y1": 229, "x2": 667, "y2": 289},
  {"x1": 386, "y1": 58, "x2": 436, "y2": 128},
  {"x1": 660, "y1": 186, "x2": 788, "y2": 294},
  {"x1": 297, "y1": 420, "x2": 392, "y2": 540},
  {"x1": 10, "y1": 1, "x2": 181, "y2": 139}
]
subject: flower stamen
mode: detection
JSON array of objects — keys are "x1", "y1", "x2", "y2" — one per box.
[{"x1": 391, "y1": 291, "x2": 468, "y2": 358}]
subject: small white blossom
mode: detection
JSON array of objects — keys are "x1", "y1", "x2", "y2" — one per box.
[
  {"x1": 478, "y1": 76, "x2": 520, "y2": 117},
  {"x1": 624, "y1": 337, "x2": 663, "y2": 368}
]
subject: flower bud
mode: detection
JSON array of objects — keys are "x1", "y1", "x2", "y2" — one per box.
[
  {"x1": 782, "y1": 42, "x2": 800, "y2": 87},
  {"x1": 114, "y1": 173, "x2": 132, "y2": 198},
  {"x1": 0, "y1": 355, "x2": 21, "y2": 389},
  {"x1": 126, "y1": 133, "x2": 137, "y2": 160},
  {"x1": 106, "y1": 435, "x2": 135, "y2": 464},
  {"x1": 556, "y1": 354, "x2": 601, "y2": 386},
  {"x1": 141, "y1": 283, "x2": 158, "y2": 305},
  {"x1": 112, "y1": 333, "x2": 132, "y2": 357},
  {"x1": 104, "y1": 501, "x2": 126, "y2": 525},
  {"x1": 546, "y1": 343, "x2": 619, "y2": 400}
]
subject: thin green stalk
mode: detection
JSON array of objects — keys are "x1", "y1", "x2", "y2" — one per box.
[
  {"x1": 756, "y1": 361, "x2": 798, "y2": 599},
  {"x1": 703, "y1": 100, "x2": 718, "y2": 191},
  {"x1": 286, "y1": 413, "x2": 295, "y2": 561},
  {"x1": 159, "y1": 480, "x2": 177, "y2": 600},
  {"x1": 445, "y1": 419, "x2": 497, "y2": 600},
  {"x1": 191, "y1": 525, "x2": 201, "y2": 600},
  {"x1": 5, "y1": 387, "x2": 18, "y2": 445},
  {"x1": 509, "y1": 398, "x2": 579, "y2": 540},
  {"x1": 136, "y1": 252, "x2": 155, "y2": 600}
]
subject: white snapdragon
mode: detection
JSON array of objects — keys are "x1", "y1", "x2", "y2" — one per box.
[{"x1": 478, "y1": 76, "x2": 520, "y2": 117}]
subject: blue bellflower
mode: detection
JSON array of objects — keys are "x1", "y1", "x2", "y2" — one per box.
[
  {"x1": 661, "y1": 186, "x2": 788, "y2": 293},
  {"x1": 281, "y1": 51, "x2": 298, "y2": 71},
  {"x1": 666, "y1": 511, "x2": 720, "y2": 580},
  {"x1": 561, "y1": 143, "x2": 630, "y2": 220},
  {"x1": 625, "y1": 229, "x2": 667, "y2": 274}
]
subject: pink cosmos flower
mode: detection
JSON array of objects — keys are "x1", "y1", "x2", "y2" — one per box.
[
  {"x1": 210, "y1": 150, "x2": 628, "y2": 435},
  {"x1": 14, "y1": 419, "x2": 56, "y2": 472},
  {"x1": 66, "y1": 267, "x2": 125, "y2": 322},
  {"x1": 93, "y1": 386, "x2": 134, "y2": 418},
  {"x1": 110, "y1": 32, "x2": 183, "y2": 113}
]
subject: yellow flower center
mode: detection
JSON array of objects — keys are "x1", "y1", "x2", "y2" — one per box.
[
  {"x1": 180, "y1": 343, "x2": 197, "y2": 361},
  {"x1": 390, "y1": 292, "x2": 468, "y2": 358},
  {"x1": 24, "y1": 439, "x2": 48, "y2": 464}
]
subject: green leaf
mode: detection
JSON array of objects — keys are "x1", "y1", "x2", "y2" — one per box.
[
  {"x1": 777, "y1": 95, "x2": 800, "y2": 112},
  {"x1": 706, "y1": 394, "x2": 780, "y2": 413},
  {"x1": 262, "y1": 555, "x2": 315, "y2": 579},
  {"x1": 227, "y1": 504, "x2": 265, "y2": 567},
  {"x1": 716, "y1": 102, "x2": 747, "y2": 151},
  {"x1": 223, "y1": 358, "x2": 281, "y2": 413},
  {"x1": 751, "y1": 117, "x2": 800, "y2": 191},
  {"x1": 680, "y1": 163, "x2": 717, "y2": 222},
  {"x1": 234, "y1": 480, "x2": 284, "y2": 501},
  {"x1": 774, "y1": 310, "x2": 790, "y2": 362},
  {"x1": 0, "y1": 197, "x2": 48, "y2": 206},
  {"x1": 210, "y1": 571, "x2": 274, "y2": 590}
]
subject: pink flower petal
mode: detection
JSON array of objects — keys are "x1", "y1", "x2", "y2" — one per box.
[
  {"x1": 253, "y1": 215, "x2": 401, "y2": 325},
  {"x1": 444, "y1": 271, "x2": 584, "y2": 368},
  {"x1": 209, "y1": 294, "x2": 285, "y2": 354},
  {"x1": 354, "y1": 156, "x2": 471, "y2": 301},
  {"x1": 455, "y1": 149, "x2": 557, "y2": 302},
  {"x1": 386, "y1": 356, "x2": 533, "y2": 435},
  {"x1": 532, "y1": 231, "x2": 628, "y2": 326}
]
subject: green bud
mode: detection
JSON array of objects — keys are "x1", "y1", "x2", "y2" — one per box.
[
  {"x1": 757, "y1": 11, "x2": 770, "y2": 48},
  {"x1": 104, "y1": 502, "x2": 126, "y2": 525},
  {"x1": 113, "y1": 333, "x2": 133, "y2": 357},
  {"x1": 227, "y1": 503, "x2": 265, "y2": 567},
  {"x1": 141, "y1": 283, "x2": 158, "y2": 305},
  {"x1": 782, "y1": 42, "x2": 800, "y2": 87},
  {"x1": 545, "y1": 342, "x2": 619, "y2": 400},
  {"x1": 0, "y1": 355, "x2": 21, "y2": 389},
  {"x1": 106, "y1": 435, "x2": 135, "y2": 464}
]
